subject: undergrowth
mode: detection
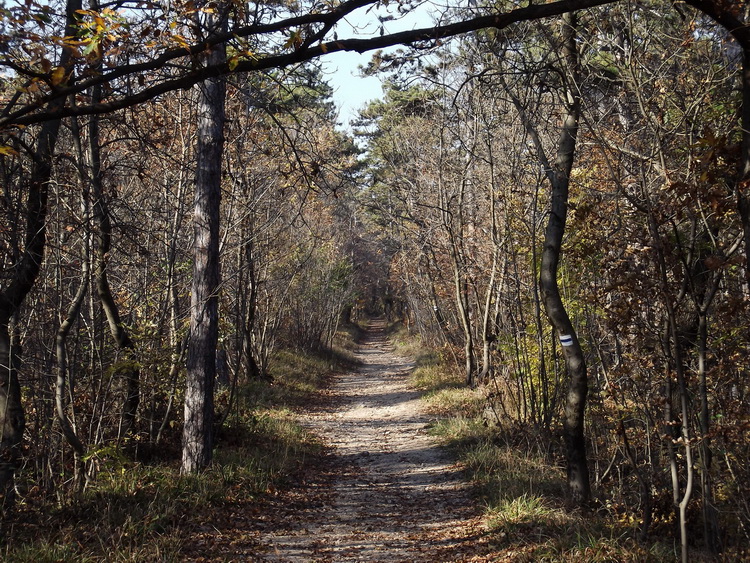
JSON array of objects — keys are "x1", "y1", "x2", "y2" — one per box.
[
  {"x1": 401, "y1": 330, "x2": 678, "y2": 562},
  {"x1": 2, "y1": 329, "x2": 358, "y2": 562}
]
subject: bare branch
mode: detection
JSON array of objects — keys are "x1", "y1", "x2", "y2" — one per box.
[{"x1": 1, "y1": 0, "x2": 617, "y2": 127}]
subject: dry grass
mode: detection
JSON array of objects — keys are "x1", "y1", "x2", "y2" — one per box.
[
  {"x1": 2, "y1": 330, "x2": 356, "y2": 562},
  {"x1": 396, "y1": 330, "x2": 679, "y2": 562}
]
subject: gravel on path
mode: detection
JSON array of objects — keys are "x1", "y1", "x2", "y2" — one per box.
[{"x1": 251, "y1": 319, "x2": 489, "y2": 562}]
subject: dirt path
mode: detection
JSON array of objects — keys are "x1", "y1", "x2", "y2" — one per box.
[{"x1": 209, "y1": 319, "x2": 490, "y2": 561}]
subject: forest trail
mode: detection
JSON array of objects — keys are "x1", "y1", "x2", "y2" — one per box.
[{"x1": 203, "y1": 318, "x2": 491, "y2": 561}]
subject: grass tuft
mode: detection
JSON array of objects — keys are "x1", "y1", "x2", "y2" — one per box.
[{"x1": 3, "y1": 540, "x2": 98, "y2": 563}]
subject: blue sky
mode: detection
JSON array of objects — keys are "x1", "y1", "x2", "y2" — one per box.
[{"x1": 322, "y1": 2, "x2": 441, "y2": 129}]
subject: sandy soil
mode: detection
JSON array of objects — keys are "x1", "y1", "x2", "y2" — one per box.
[{"x1": 245, "y1": 318, "x2": 490, "y2": 562}]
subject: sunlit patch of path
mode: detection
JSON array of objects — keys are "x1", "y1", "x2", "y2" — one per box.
[{"x1": 253, "y1": 318, "x2": 489, "y2": 562}]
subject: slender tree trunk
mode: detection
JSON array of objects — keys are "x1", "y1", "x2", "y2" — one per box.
[
  {"x1": 479, "y1": 250, "x2": 498, "y2": 384},
  {"x1": 86, "y1": 81, "x2": 140, "y2": 438},
  {"x1": 55, "y1": 274, "x2": 88, "y2": 458},
  {"x1": 537, "y1": 12, "x2": 590, "y2": 505},
  {"x1": 444, "y1": 189, "x2": 475, "y2": 385},
  {"x1": 0, "y1": 0, "x2": 81, "y2": 497},
  {"x1": 739, "y1": 48, "x2": 750, "y2": 283},
  {"x1": 0, "y1": 123, "x2": 56, "y2": 504},
  {"x1": 662, "y1": 321, "x2": 681, "y2": 508},
  {"x1": 479, "y1": 178, "x2": 500, "y2": 385},
  {"x1": 455, "y1": 273, "x2": 475, "y2": 386},
  {"x1": 155, "y1": 132, "x2": 189, "y2": 444},
  {"x1": 531, "y1": 177, "x2": 551, "y2": 428},
  {"x1": 55, "y1": 122, "x2": 90, "y2": 458},
  {"x1": 182, "y1": 12, "x2": 227, "y2": 473},
  {"x1": 647, "y1": 213, "x2": 694, "y2": 563},
  {"x1": 243, "y1": 230, "x2": 262, "y2": 379},
  {"x1": 697, "y1": 310, "x2": 720, "y2": 553},
  {"x1": 0, "y1": 323, "x2": 24, "y2": 506}
]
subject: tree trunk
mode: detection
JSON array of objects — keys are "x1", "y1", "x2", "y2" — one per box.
[
  {"x1": 456, "y1": 274, "x2": 475, "y2": 386},
  {"x1": 242, "y1": 231, "x2": 263, "y2": 379},
  {"x1": 531, "y1": 177, "x2": 552, "y2": 428},
  {"x1": 1, "y1": 98, "x2": 54, "y2": 510},
  {"x1": 0, "y1": 0, "x2": 81, "y2": 493},
  {"x1": 55, "y1": 119, "x2": 90, "y2": 458},
  {"x1": 182, "y1": 12, "x2": 227, "y2": 473},
  {"x1": 697, "y1": 309, "x2": 721, "y2": 553},
  {"x1": 740, "y1": 47, "x2": 750, "y2": 283},
  {"x1": 55, "y1": 276, "x2": 88, "y2": 458},
  {"x1": 87, "y1": 80, "x2": 140, "y2": 438},
  {"x1": 0, "y1": 324, "x2": 24, "y2": 507},
  {"x1": 647, "y1": 213, "x2": 694, "y2": 563},
  {"x1": 537, "y1": 12, "x2": 591, "y2": 506}
]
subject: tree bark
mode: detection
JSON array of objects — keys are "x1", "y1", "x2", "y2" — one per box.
[
  {"x1": 532, "y1": 178, "x2": 551, "y2": 427},
  {"x1": 0, "y1": 0, "x2": 81, "y2": 504},
  {"x1": 55, "y1": 267, "x2": 88, "y2": 459},
  {"x1": 503, "y1": 11, "x2": 589, "y2": 503},
  {"x1": 537, "y1": 12, "x2": 591, "y2": 506},
  {"x1": 0, "y1": 125, "x2": 56, "y2": 500},
  {"x1": 647, "y1": 213, "x2": 694, "y2": 563},
  {"x1": 242, "y1": 230, "x2": 263, "y2": 379},
  {"x1": 55, "y1": 113, "x2": 91, "y2": 459},
  {"x1": 87, "y1": 80, "x2": 140, "y2": 438},
  {"x1": 739, "y1": 48, "x2": 750, "y2": 272},
  {"x1": 182, "y1": 12, "x2": 227, "y2": 473}
]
